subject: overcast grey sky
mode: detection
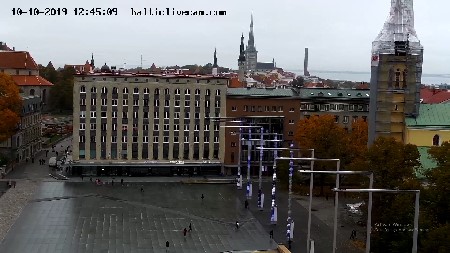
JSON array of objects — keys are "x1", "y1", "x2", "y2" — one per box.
[{"x1": 0, "y1": 0, "x2": 448, "y2": 74}]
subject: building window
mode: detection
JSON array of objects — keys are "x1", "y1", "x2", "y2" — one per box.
[
  {"x1": 206, "y1": 89, "x2": 210, "y2": 96},
  {"x1": 185, "y1": 89, "x2": 190, "y2": 95},
  {"x1": 80, "y1": 111, "x2": 85, "y2": 118},
  {"x1": 265, "y1": 106, "x2": 270, "y2": 112},
  {"x1": 215, "y1": 100, "x2": 220, "y2": 107},
  {"x1": 174, "y1": 136, "x2": 179, "y2": 143},
  {"x1": 133, "y1": 87, "x2": 139, "y2": 94},
  {"x1": 288, "y1": 120, "x2": 294, "y2": 124},
  {"x1": 101, "y1": 136, "x2": 106, "y2": 142},
  {"x1": 231, "y1": 106, "x2": 237, "y2": 111},
  {"x1": 231, "y1": 142, "x2": 236, "y2": 147},
  {"x1": 184, "y1": 125, "x2": 189, "y2": 131},
  {"x1": 112, "y1": 87, "x2": 118, "y2": 94},
  {"x1": 111, "y1": 136, "x2": 117, "y2": 143},
  {"x1": 335, "y1": 116, "x2": 339, "y2": 123},
  {"x1": 144, "y1": 88, "x2": 149, "y2": 94},
  {"x1": 194, "y1": 136, "x2": 199, "y2": 143},
  {"x1": 195, "y1": 113, "x2": 200, "y2": 119},
  {"x1": 154, "y1": 99, "x2": 159, "y2": 106},
  {"x1": 90, "y1": 123, "x2": 96, "y2": 129},
  {"x1": 153, "y1": 136, "x2": 159, "y2": 143},
  {"x1": 90, "y1": 111, "x2": 96, "y2": 118},
  {"x1": 80, "y1": 123, "x2": 85, "y2": 130},
  {"x1": 289, "y1": 108, "x2": 295, "y2": 112},
  {"x1": 80, "y1": 98, "x2": 86, "y2": 106},
  {"x1": 204, "y1": 136, "x2": 209, "y2": 143},
  {"x1": 112, "y1": 123, "x2": 117, "y2": 131},
  {"x1": 163, "y1": 137, "x2": 169, "y2": 143},
  {"x1": 112, "y1": 99, "x2": 118, "y2": 106},
  {"x1": 195, "y1": 125, "x2": 199, "y2": 131},
  {"x1": 123, "y1": 87, "x2": 128, "y2": 94},
  {"x1": 133, "y1": 112, "x2": 138, "y2": 118},
  {"x1": 112, "y1": 111, "x2": 117, "y2": 118},
  {"x1": 184, "y1": 136, "x2": 189, "y2": 142},
  {"x1": 272, "y1": 106, "x2": 277, "y2": 112},
  {"x1": 132, "y1": 136, "x2": 138, "y2": 143},
  {"x1": 144, "y1": 112, "x2": 149, "y2": 119},
  {"x1": 122, "y1": 112, "x2": 128, "y2": 119},
  {"x1": 164, "y1": 88, "x2": 170, "y2": 95},
  {"x1": 79, "y1": 136, "x2": 85, "y2": 143},
  {"x1": 185, "y1": 101, "x2": 190, "y2": 107},
  {"x1": 185, "y1": 112, "x2": 190, "y2": 118},
  {"x1": 174, "y1": 112, "x2": 180, "y2": 119},
  {"x1": 101, "y1": 87, "x2": 107, "y2": 94},
  {"x1": 174, "y1": 125, "x2": 179, "y2": 131},
  {"x1": 123, "y1": 99, "x2": 128, "y2": 106},
  {"x1": 133, "y1": 100, "x2": 139, "y2": 106},
  {"x1": 352, "y1": 116, "x2": 358, "y2": 123},
  {"x1": 205, "y1": 100, "x2": 210, "y2": 108},
  {"x1": 215, "y1": 89, "x2": 221, "y2": 96},
  {"x1": 343, "y1": 116, "x2": 349, "y2": 123},
  {"x1": 143, "y1": 124, "x2": 148, "y2": 131},
  {"x1": 195, "y1": 89, "x2": 200, "y2": 95},
  {"x1": 175, "y1": 100, "x2": 180, "y2": 107},
  {"x1": 91, "y1": 87, "x2": 97, "y2": 93},
  {"x1": 195, "y1": 100, "x2": 200, "y2": 107},
  {"x1": 164, "y1": 124, "x2": 170, "y2": 131},
  {"x1": 101, "y1": 112, "x2": 107, "y2": 118},
  {"x1": 175, "y1": 89, "x2": 180, "y2": 95},
  {"x1": 204, "y1": 124, "x2": 209, "y2": 131},
  {"x1": 154, "y1": 88, "x2": 160, "y2": 95},
  {"x1": 244, "y1": 105, "x2": 248, "y2": 112},
  {"x1": 80, "y1": 86, "x2": 86, "y2": 93},
  {"x1": 122, "y1": 136, "x2": 127, "y2": 143},
  {"x1": 164, "y1": 111, "x2": 169, "y2": 119},
  {"x1": 154, "y1": 111, "x2": 159, "y2": 119},
  {"x1": 164, "y1": 100, "x2": 170, "y2": 107},
  {"x1": 288, "y1": 131, "x2": 293, "y2": 136},
  {"x1": 90, "y1": 136, "x2": 96, "y2": 143},
  {"x1": 433, "y1": 135, "x2": 440, "y2": 146},
  {"x1": 154, "y1": 124, "x2": 159, "y2": 131},
  {"x1": 91, "y1": 98, "x2": 96, "y2": 106}
]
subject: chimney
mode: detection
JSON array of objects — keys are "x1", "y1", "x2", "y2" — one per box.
[{"x1": 13, "y1": 47, "x2": 15, "y2": 51}]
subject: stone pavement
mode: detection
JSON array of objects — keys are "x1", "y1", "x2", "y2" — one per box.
[
  {"x1": 0, "y1": 180, "x2": 40, "y2": 243},
  {"x1": 0, "y1": 182, "x2": 278, "y2": 253}
]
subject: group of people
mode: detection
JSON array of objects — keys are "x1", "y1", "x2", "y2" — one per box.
[
  {"x1": 38, "y1": 159, "x2": 46, "y2": 165},
  {"x1": 183, "y1": 223, "x2": 193, "y2": 236}
]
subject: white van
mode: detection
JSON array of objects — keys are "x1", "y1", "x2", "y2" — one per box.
[{"x1": 48, "y1": 157, "x2": 57, "y2": 167}]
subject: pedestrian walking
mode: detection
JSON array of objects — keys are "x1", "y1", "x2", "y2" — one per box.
[
  {"x1": 81, "y1": 175, "x2": 84, "y2": 181},
  {"x1": 31, "y1": 157, "x2": 34, "y2": 163},
  {"x1": 90, "y1": 177, "x2": 92, "y2": 182},
  {"x1": 269, "y1": 230, "x2": 274, "y2": 239},
  {"x1": 111, "y1": 179, "x2": 114, "y2": 186},
  {"x1": 183, "y1": 228, "x2": 187, "y2": 237},
  {"x1": 121, "y1": 178, "x2": 124, "y2": 186},
  {"x1": 350, "y1": 230, "x2": 356, "y2": 240},
  {"x1": 201, "y1": 194, "x2": 204, "y2": 201},
  {"x1": 140, "y1": 187, "x2": 144, "y2": 192},
  {"x1": 166, "y1": 241, "x2": 170, "y2": 252},
  {"x1": 245, "y1": 199, "x2": 249, "y2": 209},
  {"x1": 235, "y1": 221, "x2": 240, "y2": 230},
  {"x1": 189, "y1": 223, "x2": 192, "y2": 232}
]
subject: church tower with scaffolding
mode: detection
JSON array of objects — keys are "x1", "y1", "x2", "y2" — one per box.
[{"x1": 368, "y1": 0, "x2": 423, "y2": 145}]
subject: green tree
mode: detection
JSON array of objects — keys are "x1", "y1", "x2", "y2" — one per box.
[
  {"x1": 48, "y1": 66, "x2": 75, "y2": 112},
  {"x1": 366, "y1": 137, "x2": 421, "y2": 253}
]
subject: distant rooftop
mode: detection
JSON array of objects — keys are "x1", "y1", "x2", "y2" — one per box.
[
  {"x1": 75, "y1": 73, "x2": 229, "y2": 80},
  {"x1": 227, "y1": 87, "x2": 296, "y2": 97},
  {"x1": 406, "y1": 104, "x2": 450, "y2": 128},
  {"x1": 298, "y1": 88, "x2": 370, "y2": 99}
]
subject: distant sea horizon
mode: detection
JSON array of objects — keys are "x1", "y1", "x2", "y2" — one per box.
[{"x1": 286, "y1": 70, "x2": 450, "y2": 85}]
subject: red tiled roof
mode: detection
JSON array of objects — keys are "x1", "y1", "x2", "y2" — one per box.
[
  {"x1": 228, "y1": 77, "x2": 244, "y2": 88},
  {"x1": 420, "y1": 87, "x2": 450, "y2": 104},
  {"x1": 0, "y1": 51, "x2": 38, "y2": 70},
  {"x1": 11, "y1": 75, "x2": 53, "y2": 86}
]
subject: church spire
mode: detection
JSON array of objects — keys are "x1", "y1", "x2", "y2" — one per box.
[
  {"x1": 372, "y1": 0, "x2": 422, "y2": 54},
  {"x1": 238, "y1": 33, "x2": 246, "y2": 62},
  {"x1": 90, "y1": 53, "x2": 95, "y2": 68},
  {"x1": 248, "y1": 13, "x2": 255, "y2": 50},
  {"x1": 213, "y1": 48, "x2": 218, "y2": 68}
]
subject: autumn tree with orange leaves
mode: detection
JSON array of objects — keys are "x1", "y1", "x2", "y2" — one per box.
[{"x1": 0, "y1": 73, "x2": 22, "y2": 142}]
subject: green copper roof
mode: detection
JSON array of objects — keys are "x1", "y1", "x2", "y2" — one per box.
[
  {"x1": 416, "y1": 147, "x2": 438, "y2": 179},
  {"x1": 298, "y1": 88, "x2": 370, "y2": 99},
  {"x1": 227, "y1": 88, "x2": 297, "y2": 97},
  {"x1": 406, "y1": 104, "x2": 450, "y2": 128}
]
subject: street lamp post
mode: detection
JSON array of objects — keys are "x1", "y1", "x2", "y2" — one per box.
[
  {"x1": 276, "y1": 157, "x2": 338, "y2": 253},
  {"x1": 299, "y1": 170, "x2": 373, "y2": 253},
  {"x1": 333, "y1": 188, "x2": 420, "y2": 253}
]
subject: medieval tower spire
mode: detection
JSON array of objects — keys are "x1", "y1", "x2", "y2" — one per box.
[
  {"x1": 368, "y1": 0, "x2": 423, "y2": 145},
  {"x1": 212, "y1": 48, "x2": 218, "y2": 76},
  {"x1": 238, "y1": 33, "x2": 246, "y2": 82},
  {"x1": 245, "y1": 13, "x2": 257, "y2": 73}
]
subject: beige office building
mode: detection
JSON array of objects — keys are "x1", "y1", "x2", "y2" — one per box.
[{"x1": 72, "y1": 73, "x2": 228, "y2": 176}]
